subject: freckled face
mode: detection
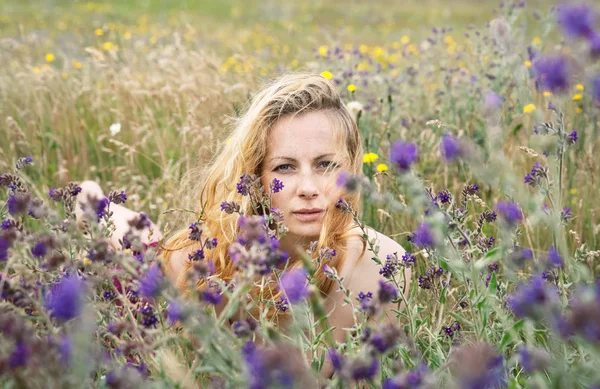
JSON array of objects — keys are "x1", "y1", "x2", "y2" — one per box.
[{"x1": 260, "y1": 111, "x2": 346, "y2": 243}]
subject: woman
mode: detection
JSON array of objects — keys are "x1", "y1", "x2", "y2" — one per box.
[{"x1": 77, "y1": 73, "x2": 410, "y2": 382}]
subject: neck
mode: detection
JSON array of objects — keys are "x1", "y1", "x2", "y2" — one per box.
[{"x1": 278, "y1": 233, "x2": 317, "y2": 263}]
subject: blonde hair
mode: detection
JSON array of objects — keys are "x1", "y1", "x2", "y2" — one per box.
[{"x1": 160, "y1": 72, "x2": 364, "y2": 325}]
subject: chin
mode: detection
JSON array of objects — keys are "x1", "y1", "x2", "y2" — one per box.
[{"x1": 288, "y1": 223, "x2": 322, "y2": 241}]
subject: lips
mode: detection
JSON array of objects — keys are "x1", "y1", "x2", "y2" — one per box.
[{"x1": 292, "y1": 208, "x2": 324, "y2": 222}]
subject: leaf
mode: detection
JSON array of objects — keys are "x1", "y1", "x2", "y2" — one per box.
[
  {"x1": 487, "y1": 272, "x2": 497, "y2": 293},
  {"x1": 512, "y1": 123, "x2": 523, "y2": 136},
  {"x1": 439, "y1": 286, "x2": 448, "y2": 304}
]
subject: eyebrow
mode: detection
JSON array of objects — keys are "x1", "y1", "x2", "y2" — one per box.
[{"x1": 268, "y1": 153, "x2": 336, "y2": 163}]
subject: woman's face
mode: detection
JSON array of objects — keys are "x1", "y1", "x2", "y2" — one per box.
[{"x1": 260, "y1": 110, "x2": 347, "y2": 243}]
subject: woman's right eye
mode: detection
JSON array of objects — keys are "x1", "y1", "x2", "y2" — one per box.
[{"x1": 274, "y1": 164, "x2": 293, "y2": 172}]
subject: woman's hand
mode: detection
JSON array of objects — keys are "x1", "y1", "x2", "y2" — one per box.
[{"x1": 75, "y1": 180, "x2": 163, "y2": 250}]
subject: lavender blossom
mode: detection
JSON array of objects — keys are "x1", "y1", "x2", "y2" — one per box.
[
  {"x1": 557, "y1": 4, "x2": 596, "y2": 39},
  {"x1": 279, "y1": 268, "x2": 310, "y2": 304},
  {"x1": 410, "y1": 222, "x2": 435, "y2": 248},
  {"x1": 440, "y1": 134, "x2": 464, "y2": 162},
  {"x1": 390, "y1": 140, "x2": 418, "y2": 171},
  {"x1": 533, "y1": 55, "x2": 571, "y2": 93},
  {"x1": 495, "y1": 201, "x2": 522, "y2": 226},
  {"x1": 45, "y1": 275, "x2": 84, "y2": 321},
  {"x1": 138, "y1": 264, "x2": 163, "y2": 299},
  {"x1": 271, "y1": 178, "x2": 284, "y2": 193}
]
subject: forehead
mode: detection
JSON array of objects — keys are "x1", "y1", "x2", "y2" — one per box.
[{"x1": 266, "y1": 111, "x2": 341, "y2": 157}]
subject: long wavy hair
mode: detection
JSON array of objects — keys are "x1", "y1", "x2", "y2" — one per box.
[{"x1": 159, "y1": 72, "x2": 364, "y2": 326}]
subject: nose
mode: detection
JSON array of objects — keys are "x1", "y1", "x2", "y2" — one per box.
[{"x1": 297, "y1": 173, "x2": 320, "y2": 199}]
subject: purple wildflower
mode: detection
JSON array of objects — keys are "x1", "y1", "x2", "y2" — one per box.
[
  {"x1": 369, "y1": 323, "x2": 402, "y2": 354},
  {"x1": 271, "y1": 178, "x2": 284, "y2": 193},
  {"x1": 547, "y1": 246, "x2": 564, "y2": 268},
  {"x1": 483, "y1": 91, "x2": 504, "y2": 111},
  {"x1": 437, "y1": 190, "x2": 451, "y2": 204},
  {"x1": 7, "y1": 193, "x2": 30, "y2": 216},
  {"x1": 411, "y1": 222, "x2": 435, "y2": 248},
  {"x1": 0, "y1": 236, "x2": 11, "y2": 261},
  {"x1": 390, "y1": 140, "x2": 418, "y2": 171},
  {"x1": 167, "y1": 300, "x2": 184, "y2": 324},
  {"x1": 31, "y1": 240, "x2": 48, "y2": 258},
  {"x1": 377, "y1": 280, "x2": 398, "y2": 303},
  {"x1": 279, "y1": 268, "x2": 310, "y2": 304},
  {"x1": 9, "y1": 342, "x2": 28, "y2": 368},
  {"x1": 138, "y1": 264, "x2": 163, "y2": 299},
  {"x1": 557, "y1": 4, "x2": 596, "y2": 39},
  {"x1": 440, "y1": 134, "x2": 464, "y2": 162},
  {"x1": 568, "y1": 130, "x2": 578, "y2": 144},
  {"x1": 533, "y1": 55, "x2": 571, "y2": 93},
  {"x1": 108, "y1": 190, "x2": 127, "y2": 204},
  {"x1": 348, "y1": 356, "x2": 379, "y2": 381},
  {"x1": 188, "y1": 222, "x2": 202, "y2": 241},
  {"x1": 518, "y1": 346, "x2": 550, "y2": 373},
  {"x1": 383, "y1": 365, "x2": 429, "y2": 389},
  {"x1": 201, "y1": 288, "x2": 223, "y2": 305},
  {"x1": 507, "y1": 275, "x2": 558, "y2": 319},
  {"x1": 327, "y1": 348, "x2": 345, "y2": 372},
  {"x1": 95, "y1": 197, "x2": 110, "y2": 219},
  {"x1": 45, "y1": 275, "x2": 84, "y2": 321},
  {"x1": 495, "y1": 201, "x2": 522, "y2": 225}
]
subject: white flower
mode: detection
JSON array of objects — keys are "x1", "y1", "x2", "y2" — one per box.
[
  {"x1": 346, "y1": 101, "x2": 363, "y2": 119},
  {"x1": 109, "y1": 123, "x2": 121, "y2": 137}
]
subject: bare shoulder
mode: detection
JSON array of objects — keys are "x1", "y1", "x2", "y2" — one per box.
[
  {"x1": 343, "y1": 225, "x2": 407, "y2": 277},
  {"x1": 162, "y1": 248, "x2": 190, "y2": 285}
]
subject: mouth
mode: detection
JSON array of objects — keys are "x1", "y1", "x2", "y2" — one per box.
[{"x1": 292, "y1": 209, "x2": 324, "y2": 222}]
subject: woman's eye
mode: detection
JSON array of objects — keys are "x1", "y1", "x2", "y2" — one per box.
[
  {"x1": 274, "y1": 164, "x2": 293, "y2": 172},
  {"x1": 319, "y1": 161, "x2": 339, "y2": 169}
]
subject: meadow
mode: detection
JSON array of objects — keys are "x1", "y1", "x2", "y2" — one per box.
[{"x1": 1, "y1": 0, "x2": 600, "y2": 388}]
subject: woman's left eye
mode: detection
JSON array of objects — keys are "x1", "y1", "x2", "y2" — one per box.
[{"x1": 318, "y1": 160, "x2": 339, "y2": 169}]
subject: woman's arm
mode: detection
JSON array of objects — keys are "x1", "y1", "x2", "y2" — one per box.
[{"x1": 75, "y1": 180, "x2": 163, "y2": 250}]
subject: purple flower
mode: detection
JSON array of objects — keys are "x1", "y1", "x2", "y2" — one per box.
[
  {"x1": 568, "y1": 130, "x2": 578, "y2": 144},
  {"x1": 557, "y1": 4, "x2": 596, "y2": 39},
  {"x1": 167, "y1": 300, "x2": 184, "y2": 323},
  {"x1": 1, "y1": 236, "x2": 12, "y2": 262},
  {"x1": 547, "y1": 246, "x2": 564, "y2": 268},
  {"x1": 95, "y1": 197, "x2": 110, "y2": 219},
  {"x1": 411, "y1": 223, "x2": 435, "y2": 248},
  {"x1": 31, "y1": 240, "x2": 48, "y2": 258},
  {"x1": 336, "y1": 171, "x2": 349, "y2": 187},
  {"x1": 495, "y1": 201, "x2": 522, "y2": 225},
  {"x1": 327, "y1": 349, "x2": 345, "y2": 372},
  {"x1": 519, "y1": 346, "x2": 550, "y2": 373},
  {"x1": 377, "y1": 280, "x2": 398, "y2": 303},
  {"x1": 271, "y1": 178, "x2": 284, "y2": 193},
  {"x1": 533, "y1": 55, "x2": 571, "y2": 93},
  {"x1": 440, "y1": 134, "x2": 464, "y2": 162},
  {"x1": 390, "y1": 140, "x2": 418, "y2": 171},
  {"x1": 383, "y1": 366, "x2": 428, "y2": 389},
  {"x1": 279, "y1": 268, "x2": 310, "y2": 304},
  {"x1": 349, "y1": 356, "x2": 379, "y2": 381},
  {"x1": 59, "y1": 336, "x2": 71, "y2": 367},
  {"x1": 188, "y1": 222, "x2": 202, "y2": 241},
  {"x1": 45, "y1": 275, "x2": 84, "y2": 321},
  {"x1": 201, "y1": 289, "x2": 222, "y2": 305},
  {"x1": 138, "y1": 264, "x2": 163, "y2": 299},
  {"x1": 9, "y1": 342, "x2": 28, "y2": 368},
  {"x1": 7, "y1": 193, "x2": 30, "y2": 216},
  {"x1": 483, "y1": 91, "x2": 504, "y2": 111},
  {"x1": 369, "y1": 323, "x2": 402, "y2": 354},
  {"x1": 437, "y1": 190, "x2": 451, "y2": 204},
  {"x1": 109, "y1": 190, "x2": 127, "y2": 204},
  {"x1": 507, "y1": 275, "x2": 558, "y2": 319}
]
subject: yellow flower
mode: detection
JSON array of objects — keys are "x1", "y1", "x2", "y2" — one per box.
[
  {"x1": 570, "y1": 188, "x2": 578, "y2": 195},
  {"x1": 572, "y1": 93, "x2": 582, "y2": 101},
  {"x1": 576, "y1": 107, "x2": 583, "y2": 114},
  {"x1": 61, "y1": 72, "x2": 68, "y2": 79},
  {"x1": 318, "y1": 45, "x2": 328, "y2": 57},
  {"x1": 45, "y1": 53, "x2": 55, "y2": 62},
  {"x1": 363, "y1": 152, "x2": 379, "y2": 163},
  {"x1": 524, "y1": 60, "x2": 532, "y2": 67},
  {"x1": 291, "y1": 59, "x2": 299, "y2": 67},
  {"x1": 73, "y1": 60, "x2": 82, "y2": 69},
  {"x1": 320, "y1": 71, "x2": 333, "y2": 80},
  {"x1": 83, "y1": 258, "x2": 92, "y2": 266},
  {"x1": 376, "y1": 163, "x2": 388, "y2": 172},
  {"x1": 95, "y1": 28, "x2": 104, "y2": 36},
  {"x1": 102, "y1": 42, "x2": 114, "y2": 51},
  {"x1": 124, "y1": 31, "x2": 132, "y2": 40},
  {"x1": 400, "y1": 35, "x2": 410, "y2": 44},
  {"x1": 33, "y1": 66, "x2": 40, "y2": 74},
  {"x1": 359, "y1": 44, "x2": 368, "y2": 54},
  {"x1": 532, "y1": 36, "x2": 541, "y2": 45},
  {"x1": 575, "y1": 84, "x2": 584, "y2": 91},
  {"x1": 543, "y1": 91, "x2": 552, "y2": 97},
  {"x1": 150, "y1": 35, "x2": 157, "y2": 44},
  {"x1": 347, "y1": 84, "x2": 356, "y2": 93},
  {"x1": 523, "y1": 104, "x2": 536, "y2": 113}
]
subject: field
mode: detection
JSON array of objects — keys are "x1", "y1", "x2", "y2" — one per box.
[{"x1": 1, "y1": 0, "x2": 600, "y2": 388}]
